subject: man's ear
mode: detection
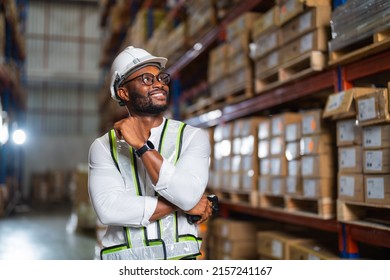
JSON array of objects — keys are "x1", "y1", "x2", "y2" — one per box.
[{"x1": 117, "y1": 87, "x2": 129, "y2": 102}]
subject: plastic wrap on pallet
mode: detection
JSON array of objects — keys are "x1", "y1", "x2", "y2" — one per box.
[{"x1": 329, "y1": 0, "x2": 390, "y2": 51}]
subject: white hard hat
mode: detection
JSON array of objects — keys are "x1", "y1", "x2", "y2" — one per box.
[{"x1": 110, "y1": 46, "x2": 168, "y2": 103}]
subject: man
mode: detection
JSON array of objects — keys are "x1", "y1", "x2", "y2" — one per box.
[{"x1": 88, "y1": 46, "x2": 212, "y2": 260}]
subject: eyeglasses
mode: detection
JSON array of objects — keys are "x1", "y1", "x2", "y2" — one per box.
[{"x1": 121, "y1": 72, "x2": 171, "y2": 87}]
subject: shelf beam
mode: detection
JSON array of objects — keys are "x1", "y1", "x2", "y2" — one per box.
[
  {"x1": 343, "y1": 49, "x2": 390, "y2": 81},
  {"x1": 219, "y1": 202, "x2": 339, "y2": 233},
  {"x1": 222, "y1": 69, "x2": 334, "y2": 122},
  {"x1": 348, "y1": 224, "x2": 390, "y2": 249}
]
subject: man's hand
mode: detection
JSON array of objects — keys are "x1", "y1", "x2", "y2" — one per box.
[
  {"x1": 185, "y1": 194, "x2": 213, "y2": 224},
  {"x1": 113, "y1": 116, "x2": 150, "y2": 149}
]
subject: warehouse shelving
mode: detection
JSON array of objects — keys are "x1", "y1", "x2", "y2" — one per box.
[
  {"x1": 0, "y1": 0, "x2": 28, "y2": 216},
  {"x1": 171, "y1": 1, "x2": 390, "y2": 257},
  {"x1": 97, "y1": 0, "x2": 390, "y2": 258}
]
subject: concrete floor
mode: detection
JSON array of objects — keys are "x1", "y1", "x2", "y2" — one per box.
[{"x1": 0, "y1": 203, "x2": 97, "y2": 260}]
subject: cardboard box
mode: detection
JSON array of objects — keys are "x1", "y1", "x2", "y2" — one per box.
[
  {"x1": 286, "y1": 176, "x2": 303, "y2": 196},
  {"x1": 338, "y1": 173, "x2": 364, "y2": 202},
  {"x1": 277, "y1": 0, "x2": 305, "y2": 25},
  {"x1": 338, "y1": 146, "x2": 363, "y2": 173},
  {"x1": 270, "y1": 156, "x2": 288, "y2": 176},
  {"x1": 300, "y1": 133, "x2": 334, "y2": 155},
  {"x1": 336, "y1": 119, "x2": 362, "y2": 146},
  {"x1": 302, "y1": 177, "x2": 335, "y2": 198},
  {"x1": 254, "y1": 49, "x2": 280, "y2": 74},
  {"x1": 269, "y1": 176, "x2": 286, "y2": 196},
  {"x1": 323, "y1": 88, "x2": 375, "y2": 120},
  {"x1": 213, "y1": 218, "x2": 278, "y2": 240},
  {"x1": 217, "y1": 239, "x2": 258, "y2": 260},
  {"x1": 252, "y1": 6, "x2": 280, "y2": 39},
  {"x1": 285, "y1": 122, "x2": 302, "y2": 142},
  {"x1": 288, "y1": 159, "x2": 301, "y2": 176},
  {"x1": 280, "y1": 28, "x2": 328, "y2": 64},
  {"x1": 363, "y1": 148, "x2": 390, "y2": 174},
  {"x1": 362, "y1": 124, "x2": 390, "y2": 149},
  {"x1": 364, "y1": 175, "x2": 390, "y2": 204},
  {"x1": 355, "y1": 88, "x2": 389, "y2": 126},
  {"x1": 285, "y1": 141, "x2": 301, "y2": 161},
  {"x1": 270, "y1": 136, "x2": 286, "y2": 156},
  {"x1": 301, "y1": 109, "x2": 330, "y2": 135},
  {"x1": 226, "y1": 12, "x2": 262, "y2": 41},
  {"x1": 289, "y1": 240, "x2": 340, "y2": 260},
  {"x1": 279, "y1": 6, "x2": 331, "y2": 45},
  {"x1": 258, "y1": 139, "x2": 270, "y2": 159},
  {"x1": 272, "y1": 113, "x2": 302, "y2": 136},
  {"x1": 258, "y1": 176, "x2": 270, "y2": 193},
  {"x1": 258, "y1": 119, "x2": 271, "y2": 139},
  {"x1": 259, "y1": 158, "x2": 270, "y2": 175},
  {"x1": 301, "y1": 154, "x2": 335, "y2": 178},
  {"x1": 257, "y1": 230, "x2": 311, "y2": 260},
  {"x1": 251, "y1": 28, "x2": 280, "y2": 59}
]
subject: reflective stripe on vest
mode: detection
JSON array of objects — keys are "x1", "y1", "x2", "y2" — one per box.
[{"x1": 102, "y1": 119, "x2": 201, "y2": 260}]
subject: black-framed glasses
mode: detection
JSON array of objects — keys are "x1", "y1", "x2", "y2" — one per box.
[{"x1": 121, "y1": 72, "x2": 171, "y2": 87}]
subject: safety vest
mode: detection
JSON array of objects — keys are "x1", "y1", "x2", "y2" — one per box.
[{"x1": 101, "y1": 119, "x2": 202, "y2": 260}]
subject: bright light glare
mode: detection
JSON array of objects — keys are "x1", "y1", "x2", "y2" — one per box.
[
  {"x1": 12, "y1": 129, "x2": 26, "y2": 145},
  {"x1": 0, "y1": 123, "x2": 9, "y2": 145}
]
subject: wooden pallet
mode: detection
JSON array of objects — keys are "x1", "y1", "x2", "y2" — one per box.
[
  {"x1": 255, "y1": 51, "x2": 327, "y2": 94},
  {"x1": 214, "y1": 189, "x2": 258, "y2": 207},
  {"x1": 337, "y1": 199, "x2": 390, "y2": 232},
  {"x1": 329, "y1": 27, "x2": 390, "y2": 65},
  {"x1": 258, "y1": 194, "x2": 335, "y2": 219}
]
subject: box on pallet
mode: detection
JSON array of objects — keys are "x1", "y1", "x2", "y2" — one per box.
[
  {"x1": 363, "y1": 148, "x2": 390, "y2": 174},
  {"x1": 364, "y1": 175, "x2": 390, "y2": 204},
  {"x1": 252, "y1": 6, "x2": 280, "y2": 39},
  {"x1": 301, "y1": 108, "x2": 330, "y2": 135},
  {"x1": 285, "y1": 141, "x2": 300, "y2": 160},
  {"x1": 338, "y1": 145, "x2": 363, "y2": 173},
  {"x1": 302, "y1": 177, "x2": 335, "y2": 198},
  {"x1": 362, "y1": 124, "x2": 390, "y2": 149},
  {"x1": 354, "y1": 88, "x2": 390, "y2": 126},
  {"x1": 270, "y1": 156, "x2": 288, "y2": 176},
  {"x1": 301, "y1": 154, "x2": 335, "y2": 178},
  {"x1": 285, "y1": 122, "x2": 302, "y2": 142},
  {"x1": 336, "y1": 119, "x2": 362, "y2": 146},
  {"x1": 338, "y1": 173, "x2": 364, "y2": 202},
  {"x1": 280, "y1": 28, "x2": 329, "y2": 64},
  {"x1": 289, "y1": 240, "x2": 340, "y2": 260},
  {"x1": 286, "y1": 176, "x2": 303, "y2": 196},
  {"x1": 258, "y1": 119, "x2": 271, "y2": 140},
  {"x1": 226, "y1": 12, "x2": 261, "y2": 41},
  {"x1": 257, "y1": 230, "x2": 311, "y2": 260},
  {"x1": 279, "y1": 6, "x2": 331, "y2": 45},
  {"x1": 300, "y1": 134, "x2": 333, "y2": 155},
  {"x1": 271, "y1": 112, "x2": 301, "y2": 136},
  {"x1": 323, "y1": 88, "x2": 376, "y2": 120},
  {"x1": 216, "y1": 239, "x2": 258, "y2": 260}
]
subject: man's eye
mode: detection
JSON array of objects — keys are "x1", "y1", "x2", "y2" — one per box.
[{"x1": 143, "y1": 77, "x2": 152, "y2": 83}]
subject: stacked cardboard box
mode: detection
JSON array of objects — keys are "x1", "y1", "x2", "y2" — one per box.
[
  {"x1": 258, "y1": 118, "x2": 272, "y2": 195},
  {"x1": 209, "y1": 218, "x2": 280, "y2": 260},
  {"x1": 257, "y1": 230, "x2": 311, "y2": 259},
  {"x1": 300, "y1": 109, "x2": 336, "y2": 200},
  {"x1": 284, "y1": 117, "x2": 303, "y2": 196},
  {"x1": 261, "y1": 112, "x2": 301, "y2": 199},
  {"x1": 252, "y1": 0, "x2": 331, "y2": 93},
  {"x1": 323, "y1": 86, "x2": 390, "y2": 228},
  {"x1": 208, "y1": 122, "x2": 233, "y2": 191}
]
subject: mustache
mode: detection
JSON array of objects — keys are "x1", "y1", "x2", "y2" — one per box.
[{"x1": 148, "y1": 88, "x2": 168, "y2": 96}]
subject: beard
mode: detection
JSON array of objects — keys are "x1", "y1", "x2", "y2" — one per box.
[{"x1": 128, "y1": 90, "x2": 169, "y2": 115}]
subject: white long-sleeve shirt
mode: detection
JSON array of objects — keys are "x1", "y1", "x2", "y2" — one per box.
[{"x1": 88, "y1": 118, "x2": 210, "y2": 247}]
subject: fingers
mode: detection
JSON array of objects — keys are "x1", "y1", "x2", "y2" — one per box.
[{"x1": 196, "y1": 199, "x2": 213, "y2": 225}]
